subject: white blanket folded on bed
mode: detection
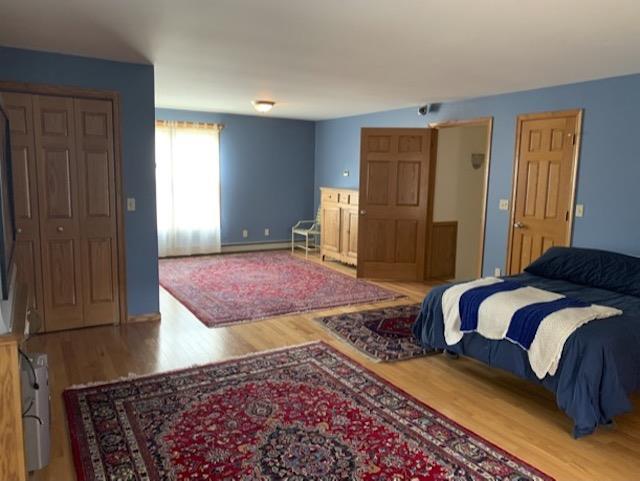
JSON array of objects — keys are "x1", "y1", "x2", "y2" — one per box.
[{"x1": 442, "y1": 277, "x2": 622, "y2": 379}]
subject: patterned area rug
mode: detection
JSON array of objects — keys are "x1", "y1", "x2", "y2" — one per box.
[
  {"x1": 317, "y1": 304, "x2": 434, "y2": 361},
  {"x1": 64, "y1": 342, "x2": 552, "y2": 481},
  {"x1": 159, "y1": 251, "x2": 401, "y2": 327}
]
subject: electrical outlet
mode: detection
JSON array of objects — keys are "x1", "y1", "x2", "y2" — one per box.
[
  {"x1": 264, "y1": 228, "x2": 270, "y2": 236},
  {"x1": 575, "y1": 204, "x2": 584, "y2": 218},
  {"x1": 499, "y1": 199, "x2": 509, "y2": 211},
  {"x1": 342, "y1": 169, "x2": 350, "y2": 177},
  {"x1": 494, "y1": 267, "x2": 502, "y2": 277},
  {"x1": 242, "y1": 229, "x2": 248, "y2": 238},
  {"x1": 127, "y1": 198, "x2": 136, "y2": 211}
]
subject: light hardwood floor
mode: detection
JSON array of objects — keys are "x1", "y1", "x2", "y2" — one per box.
[{"x1": 27, "y1": 252, "x2": 640, "y2": 481}]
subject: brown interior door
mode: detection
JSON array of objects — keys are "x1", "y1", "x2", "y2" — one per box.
[
  {"x1": 357, "y1": 128, "x2": 436, "y2": 280},
  {"x1": 3, "y1": 92, "x2": 44, "y2": 316},
  {"x1": 508, "y1": 110, "x2": 581, "y2": 274},
  {"x1": 33, "y1": 95, "x2": 85, "y2": 331},
  {"x1": 74, "y1": 98, "x2": 120, "y2": 326}
]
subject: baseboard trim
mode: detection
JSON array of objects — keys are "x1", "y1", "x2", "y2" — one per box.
[
  {"x1": 127, "y1": 312, "x2": 161, "y2": 324},
  {"x1": 221, "y1": 241, "x2": 290, "y2": 253}
]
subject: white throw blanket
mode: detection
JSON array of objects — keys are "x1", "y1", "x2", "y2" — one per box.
[{"x1": 442, "y1": 277, "x2": 622, "y2": 379}]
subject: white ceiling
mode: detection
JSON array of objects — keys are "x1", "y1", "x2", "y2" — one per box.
[{"x1": 2, "y1": 0, "x2": 640, "y2": 120}]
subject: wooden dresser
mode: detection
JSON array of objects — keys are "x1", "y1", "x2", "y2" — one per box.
[{"x1": 320, "y1": 187, "x2": 359, "y2": 266}]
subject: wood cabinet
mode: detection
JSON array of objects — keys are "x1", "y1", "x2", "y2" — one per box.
[
  {"x1": 320, "y1": 187, "x2": 359, "y2": 266},
  {"x1": 2, "y1": 91, "x2": 121, "y2": 331},
  {"x1": 0, "y1": 281, "x2": 30, "y2": 481}
]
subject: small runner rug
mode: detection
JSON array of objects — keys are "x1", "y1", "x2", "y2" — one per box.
[
  {"x1": 158, "y1": 251, "x2": 401, "y2": 327},
  {"x1": 317, "y1": 303, "x2": 434, "y2": 361},
  {"x1": 64, "y1": 342, "x2": 552, "y2": 481}
]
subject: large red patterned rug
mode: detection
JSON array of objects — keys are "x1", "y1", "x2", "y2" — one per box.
[
  {"x1": 64, "y1": 342, "x2": 552, "y2": 481},
  {"x1": 158, "y1": 251, "x2": 401, "y2": 327},
  {"x1": 317, "y1": 304, "x2": 434, "y2": 362}
]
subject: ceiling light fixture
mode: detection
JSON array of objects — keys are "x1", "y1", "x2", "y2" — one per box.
[{"x1": 252, "y1": 100, "x2": 275, "y2": 113}]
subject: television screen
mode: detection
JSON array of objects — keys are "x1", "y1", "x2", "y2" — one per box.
[{"x1": 0, "y1": 100, "x2": 16, "y2": 300}]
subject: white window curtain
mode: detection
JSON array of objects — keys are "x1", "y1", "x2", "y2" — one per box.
[{"x1": 155, "y1": 120, "x2": 222, "y2": 257}]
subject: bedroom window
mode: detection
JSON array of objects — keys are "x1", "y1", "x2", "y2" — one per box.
[{"x1": 155, "y1": 120, "x2": 223, "y2": 257}]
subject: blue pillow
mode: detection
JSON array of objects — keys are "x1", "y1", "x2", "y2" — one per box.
[{"x1": 524, "y1": 247, "x2": 640, "y2": 297}]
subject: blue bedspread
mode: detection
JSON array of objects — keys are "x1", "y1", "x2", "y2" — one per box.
[{"x1": 412, "y1": 273, "x2": 640, "y2": 437}]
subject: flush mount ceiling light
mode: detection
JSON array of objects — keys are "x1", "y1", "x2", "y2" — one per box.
[{"x1": 252, "y1": 100, "x2": 275, "y2": 113}]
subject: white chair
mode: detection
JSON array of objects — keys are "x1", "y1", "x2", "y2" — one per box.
[{"x1": 291, "y1": 208, "x2": 321, "y2": 258}]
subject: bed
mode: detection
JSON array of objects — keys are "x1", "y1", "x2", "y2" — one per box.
[{"x1": 412, "y1": 247, "x2": 640, "y2": 437}]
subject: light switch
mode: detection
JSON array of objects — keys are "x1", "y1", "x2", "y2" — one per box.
[
  {"x1": 575, "y1": 204, "x2": 584, "y2": 218},
  {"x1": 127, "y1": 198, "x2": 136, "y2": 211},
  {"x1": 342, "y1": 169, "x2": 350, "y2": 177},
  {"x1": 499, "y1": 199, "x2": 509, "y2": 211},
  {"x1": 242, "y1": 229, "x2": 248, "y2": 238}
]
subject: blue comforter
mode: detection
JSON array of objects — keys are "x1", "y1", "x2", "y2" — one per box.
[{"x1": 412, "y1": 272, "x2": 640, "y2": 437}]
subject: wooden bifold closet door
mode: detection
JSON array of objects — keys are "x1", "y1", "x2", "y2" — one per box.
[
  {"x1": 3, "y1": 93, "x2": 45, "y2": 318},
  {"x1": 3, "y1": 91, "x2": 120, "y2": 331},
  {"x1": 73, "y1": 98, "x2": 119, "y2": 327}
]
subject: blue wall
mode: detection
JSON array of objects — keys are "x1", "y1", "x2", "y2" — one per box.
[
  {"x1": 315, "y1": 74, "x2": 640, "y2": 275},
  {"x1": 156, "y1": 109, "x2": 315, "y2": 244},
  {"x1": 4, "y1": 45, "x2": 640, "y2": 308},
  {"x1": 1, "y1": 47, "x2": 158, "y2": 316}
]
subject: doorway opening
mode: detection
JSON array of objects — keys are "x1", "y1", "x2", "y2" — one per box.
[{"x1": 428, "y1": 118, "x2": 492, "y2": 281}]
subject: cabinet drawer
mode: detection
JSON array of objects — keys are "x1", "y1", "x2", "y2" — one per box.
[{"x1": 321, "y1": 190, "x2": 340, "y2": 203}]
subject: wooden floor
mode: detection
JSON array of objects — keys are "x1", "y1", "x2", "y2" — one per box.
[{"x1": 27, "y1": 252, "x2": 640, "y2": 481}]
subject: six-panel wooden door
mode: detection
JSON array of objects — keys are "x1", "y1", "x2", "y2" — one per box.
[
  {"x1": 508, "y1": 110, "x2": 581, "y2": 274},
  {"x1": 2, "y1": 91, "x2": 120, "y2": 331},
  {"x1": 357, "y1": 128, "x2": 436, "y2": 280}
]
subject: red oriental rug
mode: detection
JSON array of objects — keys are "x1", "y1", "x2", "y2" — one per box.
[
  {"x1": 158, "y1": 251, "x2": 401, "y2": 327},
  {"x1": 64, "y1": 342, "x2": 553, "y2": 481},
  {"x1": 317, "y1": 304, "x2": 434, "y2": 362}
]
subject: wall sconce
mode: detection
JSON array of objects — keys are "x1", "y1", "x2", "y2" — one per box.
[{"x1": 471, "y1": 153, "x2": 485, "y2": 170}]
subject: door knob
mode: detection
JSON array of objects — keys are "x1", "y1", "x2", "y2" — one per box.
[
  {"x1": 513, "y1": 222, "x2": 525, "y2": 229},
  {"x1": 360, "y1": 209, "x2": 367, "y2": 215},
  {"x1": 57, "y1": 226, "x2": 64, "y2": 232},
  {"x1": 17, "y1": 228, "x2": 23, "y2": 234}
]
